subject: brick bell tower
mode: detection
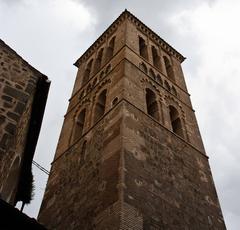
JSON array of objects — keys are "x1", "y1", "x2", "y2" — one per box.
[{"x1": 38, "y1": 10, "x2": 226, "y2": 229}]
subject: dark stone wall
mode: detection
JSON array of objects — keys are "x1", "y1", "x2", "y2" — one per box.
[
  {"x1": 122, "y1": 101, "x2": 225, "y2": 229},
  {"x1": 0, "y1": 40, "x2": 42, "y2": 204},
  {"x1": 39, "y1": 100, "x2": 226, "y2": 230},
  {"x1": 38, "y1": 105, "x2": 123, "y2": 230}
]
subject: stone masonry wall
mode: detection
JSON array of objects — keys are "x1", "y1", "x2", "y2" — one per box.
[
  {"x1": 38, "y1": 103, "x2": 123, "y2": 230},
  {"x1": 122, "y1": 101, "x2": 225, "y2": 229},
  {"x1": 0, "y1": 40, "x2": 41, "y2": 203}
]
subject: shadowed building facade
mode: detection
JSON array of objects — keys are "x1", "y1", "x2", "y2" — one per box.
[
  {"x1": 38, "y1": 10, "x2": 226, "y2": 229},
  {"x1": 0, "y1": 39, "x2": 49, "y2": 229},
  {"x1": 0, "y1": 39, "x2": 50, "y2": 206}
]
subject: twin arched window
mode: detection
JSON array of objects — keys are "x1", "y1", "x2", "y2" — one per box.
[
  {"x1": 145, "y1": 88, "x2": 184, "y2": 138},
  {"x1": 72, "y1": 89, "x2": 108, "y2": 143},
  {"x1": 82, "y1": 36, "x2": 116, "y2": 87}
]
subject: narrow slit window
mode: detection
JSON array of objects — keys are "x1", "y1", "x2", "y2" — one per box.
[
  {"x1": 73, "y1": 109, "x2": 86, "y2": 142},
  {"x1": 94, "y1": 48, "x2": 104, "y2": 73},
  {"x1": 169, "y1": 106, "x2": 184, "y2": 138},
  {"x1": 105, "y1": 36, "x2": 115, "y2": 61},
  {"x1": 172, "y1": 86, "x2": 177, "y2": 96},
  {"x1": 164, "y1": 80, "x2": 171, "y2": 91},
  {"x1": 83, "y1": 59, "x2": 93, "y2": 85},
  {"x1": 112, "y1": 97, "x2": 118, "y2": 106},
  {"x1": 146, "y1": 88, "x2": 159, "y2": 120},
  {"x1": 139, "y1": 37, "x2": 148, "y2": 60},
  {"x1": 156, "y1": 74, "x2": 163, "y2": 85},
  {"x1": 149, "y1": 69, "x2": 156, "y2": 80},
  {"x1": 163, "y1": 56, "x2": 175, "y2": 81},
  {"x1": 152, "y1": 46, "x2": 161, "y2": 69},
  {"x1": 94, "y1": 89, "x2": 107, "y2": 122},
  {"x1": 140, "y1": 62, "x2": 148, "y2": 74}
]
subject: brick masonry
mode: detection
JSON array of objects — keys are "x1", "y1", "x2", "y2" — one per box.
[{"x1": 38, "y1": 10, "x2": 226, "y2": 229}]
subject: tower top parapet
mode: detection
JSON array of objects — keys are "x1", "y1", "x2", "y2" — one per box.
[{"x1": 74, "y1": 10, "x2": 185, "y2": 67}]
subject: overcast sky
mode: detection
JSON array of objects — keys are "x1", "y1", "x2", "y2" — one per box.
[{"x1": 0, "y1": 0, "x2": 239, "y2": 229}]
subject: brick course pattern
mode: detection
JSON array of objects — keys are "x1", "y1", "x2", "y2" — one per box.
[{"x1": 38, "y1": 10, "x2": 226, "y2": 229}]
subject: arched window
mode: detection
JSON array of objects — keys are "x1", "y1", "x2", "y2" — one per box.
[
  {"x1": 152, "y1": 46, "x2": 161, "y2": 69},
  {"x1": 83, "y1": 59, "x2": 93, "y2": 85},
  {"x1": 139, "y1": 37, "x2": 148, "y2": 60},
  {"x1": 100, "y1": 71, "x2": 104, "y2": 80},
  {"x1": 73, "y1": 109, "x2": 86, "y2": 142},
  {"x1": 92, "y1": 77, "x2": 98, "y2": 87},
  {"x1": 164, "y1": 80, "x2": 171, "y2": 91},
  {"x1": 169, "y1": 106, "x2": 184, "y2": 138},
  {"x1": 163, "y1": 56, "x2": 175, "y2": 81},
  {"x1": 94, "y1": 89, "x2": 107, "y2": 122},
  {"x1": 105, "y1": 64, "x2": 111, "y2": 74},
  {"x1": 105, "y1": 36, "x2": 115, "y2": 61},
  {"x1": 140, "y1": 62, "x2": 148, "y2": 74},
  {"x1": 86, "y1": 83, "x2": 92, "y2": 93},
  {"x1": 112, "y1": 97, "x2": 118, "y2": 106},
  {"x1": 146, "y1": 88, "x2": 159, "y2": 120},
  {"x1": 79, "y1": 90, "x2": 85, "y2": 100},
  {"x1": 172, "y1": 86, "x2": 177, "y2": 96},
  {"x1": 156, "y1": 74, "x2": 163, "y2": 85},
  {"x1": 149, "y1": 69, "x2": 156, "y2": 80},
  {"x1": 94, "y1": 48, "x2": 104, "y2": 73}
]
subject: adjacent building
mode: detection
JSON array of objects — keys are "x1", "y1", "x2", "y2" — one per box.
[{"x1": 0, "y1": 39, "x2": 50, "y2": 209}]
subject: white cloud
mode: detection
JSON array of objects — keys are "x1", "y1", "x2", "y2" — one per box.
[
  {"x1": 50, "y1": 0, "x2": 95, "y2": 31},
  {"x1": 1, "y1": 0, "x2": 239, "y2": 228}
]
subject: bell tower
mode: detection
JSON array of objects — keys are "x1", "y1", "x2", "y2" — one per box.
[{"x1": 38, "y1": 10, "x2": 226, "y2": 229}]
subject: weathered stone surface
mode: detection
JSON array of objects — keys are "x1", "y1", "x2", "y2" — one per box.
[
  {"x1": 0, "y1": 39, "x2": 48, "y2": 205},
  {"x1": 38, "y1": 10, "x2": 226, "y2": 230}
]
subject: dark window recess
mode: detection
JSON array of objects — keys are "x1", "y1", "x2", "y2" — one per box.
[
  {"x1": 140, "y1": 62, "x2": 148, "y2": 74},
  {"x1": 152, "y1": 46, "x2": 161, "y2": 69},
  {"x1": 149, "y1": 69, "x2": 156, "y2": 80},
  {"x1": 169, "y1": 105, "x2": 184, "y2": 138},
  {"x1": 73, "y1": 109, "x2": 86, "y2": 141},
  {"x1": 83, "y1": 59, "x2": 93, "y2": 85},
  {"x1": 94, "y1": 89, "x2": 107, "y2": 122},
  {"x1": 146, "y1": 88, "x2": 159, "y2": 120},
  {"x1": 112, "y1": 97, "x2": 118, "y2": 106},
  {"x1": 105, "y1": 36, "x2": 115, "y2": 61},
  {"x1": 139, "y1": 37, "x2": 148, "y2": 60},
  {"x1": 94, "y1": 48, "x2": 104, "y2": 73},
  {"x1": 163, "y1": 56, "x2": 175, "y2": 81}
]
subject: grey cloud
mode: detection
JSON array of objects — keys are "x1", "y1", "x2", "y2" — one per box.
[{"x1": 1, "y1": 0, "x2": 239, "y2": 229}]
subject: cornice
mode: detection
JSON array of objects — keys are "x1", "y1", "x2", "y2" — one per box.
[
  {"x1": 124, "y1": 10, "x2": 186, "y2": 63},
  {"x1": 74, "y1": 11, "x2": 127, "y2": 67},
  {"x1": 74, "y1": 10, "x2": 185, "y2": 68}
]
